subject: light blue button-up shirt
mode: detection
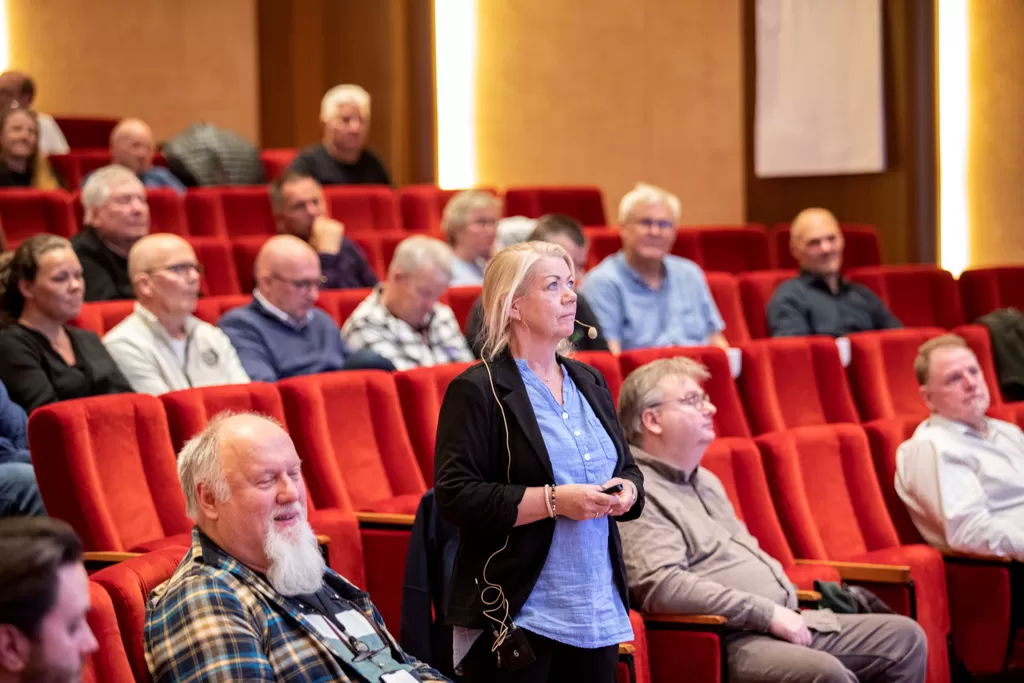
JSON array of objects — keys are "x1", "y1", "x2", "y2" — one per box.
[
  {"x1": 579, "y1": 251, "x2": 725, "y2": 350},
  {"x1": 512, "y1": 359, "x2": 633, "y2": 648}
]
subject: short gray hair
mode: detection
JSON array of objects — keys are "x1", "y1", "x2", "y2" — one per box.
[
  {"x1": 440, "y1": 190, "x2": 501, "y2": 245},
  {"x1": 320, "y1": 84, "x2": 371, "y2": 121},
  {"x1": 81, "y1": 165, "x2": 143, "y2": 222},
  {"x1": 388, "y1": 235, "x2": 454, "y2": 279},
  {"x1": 618, "y1": 182, "x2": 681, "y2": 225},
  {"x1": 618, "y1": 357, "x2": 710, "y2": 446}
]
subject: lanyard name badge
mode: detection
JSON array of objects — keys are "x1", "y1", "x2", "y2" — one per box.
[{"x1": 303, "y1": 607, "x2": 421, "y2": 682}]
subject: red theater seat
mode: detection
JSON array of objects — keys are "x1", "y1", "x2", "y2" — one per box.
[
  {"x1": 706, "y1": 272, "x2": 750, "y2": 344},
  {"x1": 70, "y1": 300, "x2": 135, "y2": 337},
  {"x1": 76, "y1": 151, "x2": 115, "y2": 179},
  {"x1": 398, "y1": 185, "x2": 496, "y2": 235},
  {"x1": 847, "y1": 265, "x2": 963, "y2": 329},
  {"x1": 53, "y1": 116, "x2": 119, "y2": 150},
  {"x1": 186, "y1": 187, "x2": 275, "y2": 237},
  {"x1": 186, "y1": 236, "x2": 241, "y2": 296},
  {"x1": 260, "y1": 148, "x2": 297, "y2": 182},
  {"x1": 84, "y1": 581, "x2": 136, "y2": 683},
  {"x1": 194, "y1": 294, "x2": 251, "y2": 325},
  {"x1": 504, "y1": 186, "x2": 606, "y2": 225},
  {"x1": 231, "y1": 235, "x2": 269, "y2": 293},
  {"x1": 619, "y1": 347, "x2": 751, "y2": 437},
  {"x1": 574, "y1": 351, "x2": 624, "y2": 404},
  {"x1": 90, "y1": 547, "x2": 188, "y2": 683},
  {"x1": 143, "y1": 188, "x2": 190, "y2": 236},
  {"x1": 738, "y1": 270, "x2": 797, "y2": 339},
  {"x1": 957, "y1": 266, "x2": 1024, "y2": 323},
  {"x1": 847, "y1": 327, "x2": 948, "y2": 421},
  {"x1": 316, "y1": 288, "x2": 373, "y2": 327},
  {"x1": 394, "y1": 362, "x2": 475, "y2": 485},
  {"x1": 445, "y1": 285, "x2": 481, "y2": 332},
  {"x1": 770, "y1": 223, "x2": 882, "y2": 270},
  {"x1": 48, "y1": 154, "x2": 83, "y2": 189},
  {"x1": 323, "y1": 185, "x2": 402, "y2": 233},
  {"x1": 690, "y1": 225, "x2": 770, "y2": 274},
  {"x1": 738, "y1": 337, "x2": 859, "y2": 434},
  {"x1": 0, "y1": 190, "x2": 75, "y2": 247},
  {"x1": 756, "y1": 425, "x2": 950, "y2": 683}
]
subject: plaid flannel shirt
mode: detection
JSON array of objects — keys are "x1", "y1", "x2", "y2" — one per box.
[
  {"x1": 341, "y1": 287, "x2": 474, "y2": 371},
  {"x1": 145, "y1": 528, "x2": 449, "y2": 683}
]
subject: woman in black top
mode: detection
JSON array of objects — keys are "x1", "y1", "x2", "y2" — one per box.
[
  {"x1": 0, "y1": 234, "x2": 131, "y2": 414},
  {"x1": 0, "y1": 107, "x2": 62, "y2": 189}
]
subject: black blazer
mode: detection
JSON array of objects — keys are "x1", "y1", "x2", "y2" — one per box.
[{"x1": 433, "y1": 352, "x2": 644, "y2": 630}]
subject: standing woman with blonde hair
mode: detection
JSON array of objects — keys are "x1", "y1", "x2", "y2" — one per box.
[
  {"x1": 434, "y1": 241, "x2": 644, "y2": 682},
  {"x1": 0, "y1": 107, "x2": 62, "y2": 189}
]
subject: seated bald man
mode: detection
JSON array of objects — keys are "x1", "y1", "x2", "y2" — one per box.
[
  {"x1": 617, "y1": 358, "x2": 927, "y2": 683},
  {"x1": 218, "y1": 235, "x2": 392, "y2": 381},
  {"x1": 92, "y1": 118, "x2": 185, "y2": 194},
  {"x1": 103, "y1": 234, "x2": 249, "y2": 394},
  {"x1": 146, "y1": 412, "x2": 450, "y2": 682},
  {"x1": 767, "y1": 208, "x2": 901, "y2": 337}
]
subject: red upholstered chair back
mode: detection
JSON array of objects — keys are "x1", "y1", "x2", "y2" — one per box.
[
  {"x1": 76, "y1": 300, "x2": 135, "y2": 336},
  {"x1": 49, "y1": 154, "x2": 82, "y2": 189},
  {"x1": 619, "y1": 346, "x2": 751, "y2": 437},
  {"x1": 183, "y1": 188, "x2": 227, "y2": 237},
  {"x1": 323, "y1": 185, "x2": 402, "y2": 232},
  {"x1": 770, "y1": 223, "x2": 881, "y2": 270},
  {"x1": 84, "y1": 581, "x2": 136, "y2": 683},
  {"x1": 160, "y1": 382, "x2": 287, "y2": 453},
  {"x1": 862, "y1": 417, "x2": 927, "y2": 546},
  {"x1": 738, "y1": 270, "x2": 798, "y2": 339},
  {"x1": 958, "y1": 266, "x2": 1024, "y2": 322},
  {"x1": 398, "y1": 185, "x2": 496, "y2": 235},
  {"x1": 230, "y1": 235, "x2": 269, "y2": 293},
  {"x1": 847, "y1": 327, "x2": 946, "y2": 421},
  {"x1": 144, "y1": 189, "x2": 190, "y2": 236},
  {"x1": 0, "y1": 190, "x2": 76, "y2": 247},
  {"x1": 260, "y1": 148, "x2": 297, "y2": 182},
  {"x1": 54, "y1": 116, "x2": 119, "y2": 149},
  {"x1": 184, "y1": 236, "x2": 241, "y2": 296},
  {"x1": 847, "y1": 265, "x2": 964, "y2": 329},
  {"x1": 445, "y1": 285, "x2": 481, "y2": 332},
  {"x1": 738, "y1": 337, "x2": 859, "y2": 434},
  {"x1": 278, "y1": 371, "x2": 426, "y2": 514},
  {"x1": 27, "y1": 395, "x2": 190, "y2": 552},
  {"x1": 91, "y1": 546, "x2": 189, "y2": 683},
  {"x1": 705, "y1": 272, "x2": 750, "y2": 344},
  {"x1": 573, "y1": 351, "x2": 623, "y2": 404},
  {"x1": 504, "y1": 186, "x2": 606, "y2": 226},
  {"x1": 700, "y1": 437, "x2": 797, "y2": 567},
  {"x1": 756, "y1": 425, "x2": 902, "y2": 562},
  {"x1": 217, "y1": 186, "x2": 276, "y2": 237},
  {"x1": 690, "y1": 225, "x2": 769, "y2": 274},
  {"x1": 394, "y1": 362, "x2": 475, "y2": 485},
  {"x1": 351, "y1": 233, "x2": 387, "y2": 279},
  {"x1": 316, "y1": 288, "x2": 373, "y2": 327},
  {"x1": 194, "y1": 294, "x2": 251, "y2": 325}
]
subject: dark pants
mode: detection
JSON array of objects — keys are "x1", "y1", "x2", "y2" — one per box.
[{"x1": 458, "y1": 629, "x2": 618, "y2": 683}]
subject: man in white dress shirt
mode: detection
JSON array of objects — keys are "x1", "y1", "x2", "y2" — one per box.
[{"x1": 896, "y1": 334, "x2": 1024, "y2": 560}]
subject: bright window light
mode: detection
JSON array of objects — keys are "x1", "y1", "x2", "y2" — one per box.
[
  {"x1": 434, "y1": 0, "x2": 477, "y2": 189},
  {"x1": 937, "y1": 0, "x2": 969, "y2": 275},
  {"x1": 0, "y1": 0, "x2": 9, "y2": 73}
]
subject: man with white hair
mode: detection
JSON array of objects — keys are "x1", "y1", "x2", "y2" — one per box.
[
  {"x1": 145, "y1": 412, "x2": 449, "y2": 682},
  {"x1": 100, "y1": 118, "x2": 185, "y2": 194},
  {"x1": 440, "y1": 190, "x2": 500, "y2": 286},
  {"x1": 342, "y1": 236, "x2": 473, "y2": 370},
  {"x1": 71, "y1": 164, "x2": 150, "y2": 301},
  {"x1": 579, "y1": 183, "x2": 727, "y2": 354},
  {"x1": 103, "y1": 234, "x2": 249, "y2": 394},
  {"x1": 618, "y1": 358, "x2": 927, "y2": 683},
  {"x1": 288, "y1": 84, "x2": 391, "y2": 186}
]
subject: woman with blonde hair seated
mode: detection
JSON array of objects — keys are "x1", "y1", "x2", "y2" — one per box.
[
  {"x1": 0, "y1": 107, "x2": 62, "y2": 189},
  {"x1": 434, "y1": 240, "x2": 644, "y2": 682}
]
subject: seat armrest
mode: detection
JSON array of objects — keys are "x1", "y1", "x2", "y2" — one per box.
[
  {"x1": 942, "y1": 549, "x2": 1014, "y2": 564},
  {"x1": 617, "y1": 643, "x2": 636, "y2": 656},
  {"x1": 797, "y1": 589, "x2": 822, "y2": 606},
  {"x1": 83, "y1": 551, "x2": 141, "y2": 572},
  {"x1": 356, "y1": 512, "x2": 416, "y2": 529},
  {"x1": 794, "y1": 559, "x2": 911, "y2": 584},
  {"x1": 645, "y1": 613, "x2": 727, "y2": 627}
]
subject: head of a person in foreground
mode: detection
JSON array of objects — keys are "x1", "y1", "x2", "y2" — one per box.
[
  {"x1": 618, "y1": 356, "x2": 718, "y2": 474},
  {"x1": 916, "y1": 334, "x2": 990, "y2": 432},
  {"x1": 0, "y1": 517, "x2": 97, "y2": 683},
  {"x1": 177, "y1": 411, "x2": 326, "y2": 596},
  {"x1": 478, "y1": 240, "x2": 577, "y2": 360}
]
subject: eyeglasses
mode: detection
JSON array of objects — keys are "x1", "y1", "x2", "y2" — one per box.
[
  {"x1": 271, "y1": 274, "x2": 328, "y2": 291},
  {"x1": 649, "y1": 391, "x2": 711, "y2": 410},
  {"x1": 149, "y1": 263, "x2": 204, "y2": 277},
  {"x1": 632, "y1": 218, "x2": 675, "y2": 232}
]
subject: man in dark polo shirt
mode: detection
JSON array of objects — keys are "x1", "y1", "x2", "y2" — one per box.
[{"x1": 767, "y1": 208, "x2": 901, "y2": 337}]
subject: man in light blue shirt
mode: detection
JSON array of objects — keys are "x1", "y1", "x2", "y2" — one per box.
[
  {"x1": 579, "y1": 183, "x2": 727, "y2": 354},
  {"x1": 85, "y1": 118, "x2": 186, "y2": 194}
]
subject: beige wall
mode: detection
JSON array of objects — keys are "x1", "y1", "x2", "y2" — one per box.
[
  {"x1": 968, "y1": 1, "x2": 1024, "y2": 266},
  {"x1": 7, "y1": 0, "x2": 260, "y2": 144},
  {"x1": 475, "y1": 0, "x2": 744, "y2": 224}
]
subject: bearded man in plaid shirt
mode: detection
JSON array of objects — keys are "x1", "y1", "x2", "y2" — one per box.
[{"x1": 145, "y1": 411, "x2": 450, "y2": 683}]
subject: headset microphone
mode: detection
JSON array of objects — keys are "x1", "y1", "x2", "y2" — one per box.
[{"x1": 575, "y1": 320, "x2": 599, "y2": 340}]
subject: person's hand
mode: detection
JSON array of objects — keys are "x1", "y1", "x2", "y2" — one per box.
[
  {"x1": 768, "y1": 605, "x2": 812, "y2": 646},
  {"x1": 555, "y1": 484, "x2": 617, "y2": 521},
  {"x1": 602, "y1": 477, "x2": 636, "y2": 517},
  {"x1": 309, "y1": 216, "x2": 345, "y2": 254}
]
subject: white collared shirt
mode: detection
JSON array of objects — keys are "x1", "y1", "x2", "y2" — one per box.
[
  {"x1": 253, "y1": 289, "x2": 313, "y2": 329},
  {"x1": 896, "y1": 413, "x2": 1024, "y2": 560}
]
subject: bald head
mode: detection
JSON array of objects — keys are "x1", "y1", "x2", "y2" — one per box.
[
  {"x1": 128, "y1": 233, "x2": 191, "y2": 278},
  {"x1": 127, "y1": 233, "x2": 201, "y2": 319},
  {"x1": 110, "y1": 118, "x2": 155, "y2": 173},
  {"x1": 789, "y1": 207, "x2": 844, "y2": 278},
  {"x1": 255, "y1": 235, "x2": 322, "y2": 320},
  {"x1": 218, "y1": 413, "x2": 290, "y2": 469}
]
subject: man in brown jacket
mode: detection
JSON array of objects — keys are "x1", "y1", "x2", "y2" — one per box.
[{"x1": 617, "y1": 357, "x2": 926, "y2": 683}]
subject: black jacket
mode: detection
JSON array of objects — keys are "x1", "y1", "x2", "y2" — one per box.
[
  {"x1": 70, "y1": 227, "x2": 134, "y2": 302},
  {"x1": 433, "y1": 353, "x2": 644, "y2": 630}
]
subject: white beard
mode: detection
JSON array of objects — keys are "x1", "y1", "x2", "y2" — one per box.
[{"x1": 264, "y1": 508, "x2": 326, "y2": 596}]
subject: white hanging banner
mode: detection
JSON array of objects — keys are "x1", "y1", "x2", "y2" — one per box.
[{"x1": 754, "y1": 0, "x2": 886, "y2": 177}]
